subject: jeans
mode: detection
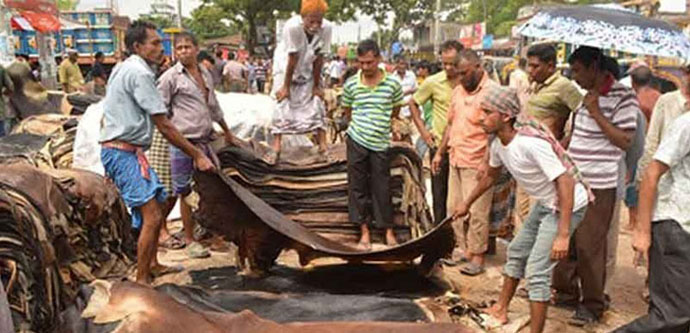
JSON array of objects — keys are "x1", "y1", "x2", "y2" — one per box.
[{"x1": 504, "y1": 203, "x2": 586, "y2": 302}]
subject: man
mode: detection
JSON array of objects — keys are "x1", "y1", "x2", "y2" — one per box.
[
  {"x1": 516, "y1": 44, "x2": 583, "y2": 226},
  {"x1": 328, "y1": 56, "x2": 344, "y2": 87},
  {"x1": 552, "y1": 47, "x2": 639, "y2": 325},
  {"x1": 99, "y1": 21, "x2": 215, "y2": 284},
  {"x1": 58, "y1": 49, "x2": 84, "y2": 93},
  {"x1": 0, "y1": 64, "x2": 14, "y2": 137},
  {"x1": 255, "y1": 58, "x2": 267, "y2": 93},
  {"x1": 392, "y1": 57, "x2": 417, "y2": 117},
  {"x1": 247, "y1": 58, "x2": 257, "y2": 93},
  {"x1": 409, "y1": 40, "x2": 463, "y2": 225},
  {"x1": 614, "y1": 112, "x2": 690, "y2": 332},
  {"x1": 342, "y1": 39, "x2": 403, "y2": 250},
  {"x1": 509, "y1": 58, "x2": 529, "y2": 108},
  {"x1": 432, "y1": 49, "x2": 497, "y2": 275},
  {"x1": 158, "y1": 32, "x2": 237, "y2": 259},
  {"x1": 87, "y1": 51, "x2": 108, "y2": 96},
  {"x1": 637, "y1": 65, "x2": 690, "y2": 182},
  {"x1": 455, "y1": 85, "x2": 589, "y2": 333},
  {"x1": 197, "y1": 51, "x2": 215, "y2": 72},
  {"x1": 629, "y1": 64, "x2": 660, "y2": 124},
  {"x1": 269, "y1": 0, "x2": 331, "y2": 161},
  {"x1": 525, "y1": 44, "x2": 582, "y2": 140},
  {"x1": 212, "y1": 49, "x2": 226, "y2": 88},
  {"x1": 222, "y1": 52, "x2": 247, "y2": 93},
  {"x1": 415, "y1": 61, "x2": 431, "y2": 86}
]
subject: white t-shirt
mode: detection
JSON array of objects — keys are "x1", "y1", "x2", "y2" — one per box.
[{"x1": 489, "y1": 134, "x2": 589, "y2": 211}]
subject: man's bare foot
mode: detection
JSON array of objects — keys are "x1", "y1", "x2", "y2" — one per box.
[
  {"x1": 356, "y1": 241, "x2": 372, "y2": 251},
  {"x1": 149, "y1": 263, "x2": 184, "y2": 278},
  {"x1": 385, "y1": 231, "x2": 398, "y2": 246},
  {"x1": 484, "y1": 303, "x2": 509, "y2": 325}
]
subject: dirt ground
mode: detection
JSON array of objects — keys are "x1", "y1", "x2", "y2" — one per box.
[{"x1": 151, "y1": 205, "x2": 647, "y2": 333}]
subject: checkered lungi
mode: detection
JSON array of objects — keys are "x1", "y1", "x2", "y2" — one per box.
[{"x1": 146, "y1": 129, "x2": 173, "y2": 195}]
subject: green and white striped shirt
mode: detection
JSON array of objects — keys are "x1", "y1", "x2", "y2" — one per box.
[{"x1": 342, "y1": 70, "x2": 404, "y2": 152}]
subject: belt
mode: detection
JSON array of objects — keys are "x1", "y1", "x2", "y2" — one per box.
[{"x1": 101, "y1": 141, "x2": 151, "y2": 180}]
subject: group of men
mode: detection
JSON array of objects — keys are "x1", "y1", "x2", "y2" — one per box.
[
  {"x1": 403, "y1": 39, "x2": 690, "y2": 332},
  {"x1": 89, "y1": 0, "x2": 690, "y2": 331}
]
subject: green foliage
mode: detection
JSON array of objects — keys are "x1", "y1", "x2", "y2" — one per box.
[
  {"x1": 139, "y1": 14, "x2": 175, "y2": 29},
  {"x1": 57, "y1": 0, "x2": 79, "y2": 11},
  {"x1": 184, "y1": 4, "x2": 236, "y2": 40}
]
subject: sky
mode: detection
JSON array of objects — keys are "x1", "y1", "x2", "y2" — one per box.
[{"x1": 76, "y1": 0, "x2": 380, "y2": 44}]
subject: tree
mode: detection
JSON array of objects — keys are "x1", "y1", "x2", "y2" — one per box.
[
  {"x1": 462, "y1": 0, "x2": 608, "y2": 37},
  {"x1": 57, "y1": 0, "x2": 79, "y2": 11},
  {"x1": 139, "y1": 14, "x2": 175, "y2": 29},
  {"x1": 184, "y1": 4, "x2": 237, "y2": 41},
  {"x1": 195, "y1": 0, "x2": 361, "y2": 55}
]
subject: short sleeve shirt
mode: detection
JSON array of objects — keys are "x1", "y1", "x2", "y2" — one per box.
[
  {"x1": 447, "y1": 72, "x2": 496, "y2": 168},
  {"x1": 343, "y1": 70, "x2": 404, "y2": 151},
  {"x1": 527, "y1": 72, "x2": 582, "y2": 121},
  {"x1": 490, "y1": 134, "x2": 589, "y2": 211},
  {"x1": 652, "y1": 112, "x2": 690, "y2": 233},
  {"x1": 100, "y1": 55, "x2": 168, "y2": 148},
  {"x1": 413, "y1": 71, "x2": 453, "y2": 140}
]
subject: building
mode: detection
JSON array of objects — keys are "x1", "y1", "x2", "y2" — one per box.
[
  {"x1": 621, "y1": 0, "x2": 690, "y2": 34},
  {"x1": 412, "y1": 21, "x2": 464, "y2": 54},
  {"x1": 149, "y1": 0, "x2": 177, "y2": 23}
]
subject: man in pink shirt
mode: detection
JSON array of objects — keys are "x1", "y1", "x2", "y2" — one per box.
[{"x1": 433, "y1": 49, "x2": 497, "y2": 275}]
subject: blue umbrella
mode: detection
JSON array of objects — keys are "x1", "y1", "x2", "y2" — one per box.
[{"x1": 517, "y1": 5, "x2": 690, "y2": 60}]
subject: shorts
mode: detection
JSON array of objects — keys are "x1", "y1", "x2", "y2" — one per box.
[{"x1": 170, "y1": 143, "x2": 216, "y2": 196}]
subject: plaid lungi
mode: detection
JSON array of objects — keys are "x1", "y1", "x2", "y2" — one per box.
[{"x1": 146, "y1": 130, "x2": 172, "y2": 195}]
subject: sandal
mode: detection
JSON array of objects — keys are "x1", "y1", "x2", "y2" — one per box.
[
  {"x1": 459, "y1": 262, "x2": 485, "y2": 276},
  {"x1": 440, "y1": 256, "x2": 469, "y2": 267},
  {"x1": 159, "y1": 236, "x2": 185, "y2": 250}
]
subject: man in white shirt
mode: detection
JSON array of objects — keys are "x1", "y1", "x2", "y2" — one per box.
[
  {"x1": 452, "y1": 85, "x2": 589, "y2": 333},
  {"x1": 392, "y1": 57, "x2": 417, "y2": 118}
]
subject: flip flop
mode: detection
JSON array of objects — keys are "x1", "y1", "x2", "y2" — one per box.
[
  {"x1": 159, "y1": 236, "x2": 185, "y2": 250},
  {"x1": 459, "y1": 262, "x2": 485, "y2": 276},
  {"x1": 440, "y1": 256, "x2": 469, "y2": 267}
]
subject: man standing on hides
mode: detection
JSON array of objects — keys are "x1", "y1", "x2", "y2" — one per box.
[{"x1": 269, "y1": 0, "x2": 332, "y2": 162}]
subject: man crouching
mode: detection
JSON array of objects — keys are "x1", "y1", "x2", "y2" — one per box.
[{"x1": 453, "y1": 85, "x2": 591, "y2": 332}]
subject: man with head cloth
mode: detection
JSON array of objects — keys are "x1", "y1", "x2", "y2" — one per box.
[
  {"x1": 269, "y1": 0, "x2": 332, "y2": 162},
  {"x1": 456, "y1": 85, "x2": 590, "y2": 333}
]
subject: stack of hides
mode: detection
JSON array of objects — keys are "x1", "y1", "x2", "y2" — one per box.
[
  {"x1": 10, "y1": 114, "x2": 80, "y2": 169},
  {"x1": 217, "y1": 141, "x2": 434, "y2": 242},
  {"x1": 0, "y1": 162, "x2": 134, "y2": 331}
]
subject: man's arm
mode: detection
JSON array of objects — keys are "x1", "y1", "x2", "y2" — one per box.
[
  {"x1": 409, "y1": 99, "x2": 434, "y2": 147},
  {"x1": 1, "y1": 69, "x2": 13, "y2": 95},
  {"x1": 584, "y1": 92, "x2": 634, "y2": 150},
  {"x1": 551, "y1": 173, "x2": 576, "y2": 259},
  {"x1": 634, "y1": 160, "x2": 668, "y2": 263},
  {"x1": 391, "y1": 105, "x2": 401, "y2": 120},
  {"x1": 313, "y1": 55, "x2": 324, "y2": 92},
  {"x1": 277, "y1": 53, "x2": 299, "y2": 100}
]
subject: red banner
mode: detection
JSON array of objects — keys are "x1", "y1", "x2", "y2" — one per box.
[
  {"x1": 5, "y1": 0, "x2": 58, "y2": 15},
  {"x1": 21, "y1": 11, "x2": 61, "y2": 33}
]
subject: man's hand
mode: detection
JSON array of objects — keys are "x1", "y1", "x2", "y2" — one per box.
[
  {"x1": 476, "y1": 162, "x2": 489, "y2": 180},
  {"x1": 551, "y1": 233, "x2": 570, "y2": 260},
  {"x1": 421, "y1": 131, "x2": 436, "y2": 149},
  {"x1": 583, "y1": 91, "x2": 601, "y2": 116},
  {"x1": 194, "y1": 154, "x2": 216, "y2": 172},
  {"x1": 312, "y1": 87, "x2": 324, "y2": 100},
  {"x1": 632, "y1": 230, "x2": 651, "y2": 267},
  {"x1": 276, "y1": 85, "x2": 290, "y2": 101},
  {"x1": 431, "y1": 152, "x2": 443, "y2": 175},
  {"x1": 452, "y1": 202, "x2": 469, "y2": 220}
]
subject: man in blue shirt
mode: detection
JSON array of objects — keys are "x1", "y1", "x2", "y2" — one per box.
[{"x1": 99, "y1": 21, "x2": 215, "y2": 284}]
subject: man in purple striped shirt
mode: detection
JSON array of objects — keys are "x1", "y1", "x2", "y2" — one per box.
[{"x1": 553, "y1": 47, "x2": 639, "y2": 326}]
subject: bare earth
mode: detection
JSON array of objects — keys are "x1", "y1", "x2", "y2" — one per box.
[{"x1": 152, "y1": 206, "x2": 647, "y2": 333}]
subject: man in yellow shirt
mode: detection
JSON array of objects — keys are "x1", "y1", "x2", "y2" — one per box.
[
  {"x1": 58, "y1": 49, "x2": 84, "y2": 93},
  {"x1": 409, "y1": 40, "x2": 463, "y2": 225}
]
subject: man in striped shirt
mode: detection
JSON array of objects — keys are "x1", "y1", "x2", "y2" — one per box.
[
  {"x1": 553, "y1": 47, "x2": 640, "y2": 325},
  {"x1": 342, "y1": 39, "x2": 404, "y2": 249}
]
